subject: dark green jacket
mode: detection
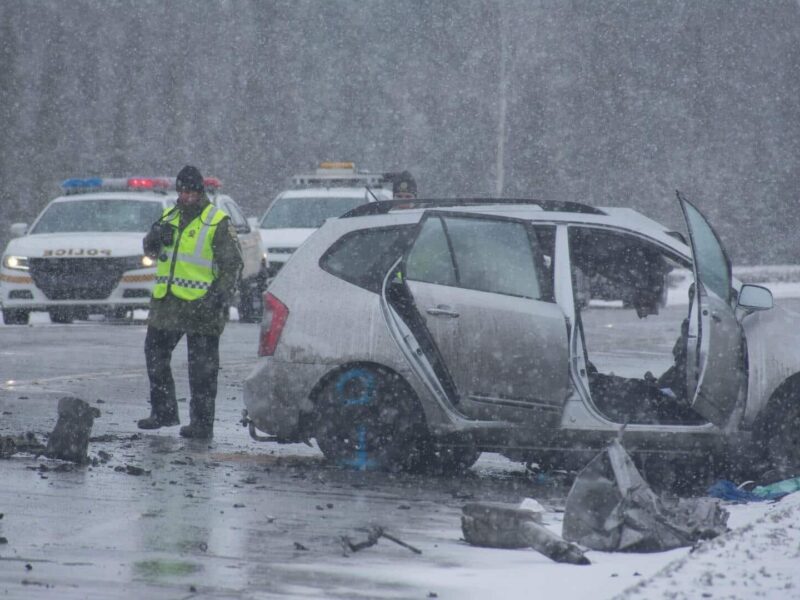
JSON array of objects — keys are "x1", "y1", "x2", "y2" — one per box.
[{"x1": 145, "y1": 195, "x2": 243, "y2": 336}]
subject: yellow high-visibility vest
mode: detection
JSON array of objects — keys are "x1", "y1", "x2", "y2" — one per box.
[{"x1": 152, "y1": 204, "x2": 228, "y2": 301}]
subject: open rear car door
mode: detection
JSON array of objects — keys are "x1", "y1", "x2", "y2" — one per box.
[
  {"x1": 388, "y1": 211, "x2": 569, "y2": 423},
  {"x1": 677, "y1": 192, "x2": 745, "y2": 427}
]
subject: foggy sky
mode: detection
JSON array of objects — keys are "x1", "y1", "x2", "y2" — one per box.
[{"x1": 1, "y1": 1, "x2": 798, "y2": 263}]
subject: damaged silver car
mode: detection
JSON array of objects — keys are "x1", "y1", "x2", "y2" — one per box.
[{"x1": 242, "y1": 195, "x2": 800, "y2": 476}]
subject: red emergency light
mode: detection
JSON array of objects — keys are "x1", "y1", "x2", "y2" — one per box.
[
  {"x1": 203, "y1": 177, "x2": 222, "y2": 190},
  {"x1": 128, "y1": 177, "x2": 172, "y2": 190}
]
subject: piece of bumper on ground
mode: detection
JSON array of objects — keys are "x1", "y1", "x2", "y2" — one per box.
[{"x1": 462, "y1": 502, "x2": 590, "y2": 565}]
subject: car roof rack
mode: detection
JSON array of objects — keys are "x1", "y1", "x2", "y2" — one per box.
[{"x1": 340, "y1": 198, "x2": 606, "y2": 218}]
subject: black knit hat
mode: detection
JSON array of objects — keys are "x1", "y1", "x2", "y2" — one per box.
[
  {"x1": 393, "y1": 170, "x2": 417, "y2": 197},
  {"x1": 176, "y1": 165, "x2": 204, "y2": 192}
]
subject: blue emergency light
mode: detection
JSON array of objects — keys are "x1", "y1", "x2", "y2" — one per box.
[{"x1": 60, "y1": 177, "x2": 103, "y2": 191}]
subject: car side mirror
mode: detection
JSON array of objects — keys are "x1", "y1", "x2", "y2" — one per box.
[
  {"x1": 737, "y1": 284, "x2": 773, "y2": 313},
  {"x1": 247, "y1": 217, "x2": 259, "y2": 230},
  {"x1": 10, "y1": 223, "x2": 28, "y2": 237}
]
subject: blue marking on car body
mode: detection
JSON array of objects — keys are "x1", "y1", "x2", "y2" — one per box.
[{"x1": 335, "y1": 368, "x2": 375, "y2": 406}]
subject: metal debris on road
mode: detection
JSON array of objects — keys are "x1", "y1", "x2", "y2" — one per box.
[
  {"x1": 342, "y1": 526, "x2": 422, "y2": 555},
  {"x1": 563, "y1": 440, "x2": 729, "y2": 552}
]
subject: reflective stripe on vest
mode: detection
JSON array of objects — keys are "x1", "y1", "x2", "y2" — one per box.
[{"x1": 152, "y1": 204, "x2": 228, "y2": 301}]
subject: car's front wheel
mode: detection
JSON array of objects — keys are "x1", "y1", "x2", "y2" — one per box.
[
  {"x1": 2, "y1": 309, "x2": 29, "y2": 325},
  {"x1": 764, "y1": 390, "x2": 800, "y2": 476},
  {"x1": 48, "y1": 308, "x2": 74, "y2": 324},
  {"x1": 314, "y1": 366, "x2": 429, "y2": 472}
]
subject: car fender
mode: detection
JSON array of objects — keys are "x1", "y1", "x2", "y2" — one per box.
[{"x1": 741, "y1": 304, "x2": 800, "y2": 425}]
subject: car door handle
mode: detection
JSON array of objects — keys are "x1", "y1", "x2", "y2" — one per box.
[{"x1": 426, "y1": 306, "x2": 460, "y2": 318}]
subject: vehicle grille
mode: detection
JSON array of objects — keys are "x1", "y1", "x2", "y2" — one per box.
[{"x1": 28, "y1": 257, "x2": 127, "y2": 300}]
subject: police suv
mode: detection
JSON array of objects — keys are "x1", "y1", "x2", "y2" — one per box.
[
  {"x1": 0, "y1": 177, "x2": 267, "y2": 325},
  {"x1": 258, "y1": 163, "x2": 403, "y2": 279}
]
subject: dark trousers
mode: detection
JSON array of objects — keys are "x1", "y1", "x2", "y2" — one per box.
[{"x1": 144, "y1": 326, "x2": 220, "y2": 428}]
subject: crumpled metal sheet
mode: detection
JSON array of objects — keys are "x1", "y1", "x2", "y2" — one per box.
[{"x1": 562, "y1": 440, "x2": 729, "y2": 552}]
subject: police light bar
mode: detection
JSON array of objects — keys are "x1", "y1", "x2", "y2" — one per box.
[
  {"x1": 128, "y1": 177, "x2": 172, "y2": 190},
  {"x1": 60, "y1": 177, "x2": 222, "y2": 195},
  {"x1": 291, "y1": 162, "x2": 386, "y2": 188}
]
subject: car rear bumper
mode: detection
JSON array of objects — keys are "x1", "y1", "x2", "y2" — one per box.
[{"x1": 243, "y1": 357, "x2": 322, "y2": 441}]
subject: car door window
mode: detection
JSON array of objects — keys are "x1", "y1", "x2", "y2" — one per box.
[
  {"x1": 405, "y1": 216, "x2": 457, "y2": 286},
  {"x1": 444, "y1": 216, "x2": 542, "y2": 299},
  {"x1": 680, "y1": 199, "x2": 731, "y2": 303}
]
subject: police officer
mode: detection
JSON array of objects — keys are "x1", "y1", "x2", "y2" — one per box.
[
  {"x1": 384, "y1": 170, "x2": 417, "y2": 199},
  {"x1": 137, "y1": 165, "x2": 243, "y2": 438}
]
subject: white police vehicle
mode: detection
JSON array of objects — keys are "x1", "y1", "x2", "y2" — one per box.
[
  {"x1": 258, "y1": 162, "x2": 397, "y2": 279},
  {"x1": 1, "y1": 177, "x2": 267, "y2": 325}
]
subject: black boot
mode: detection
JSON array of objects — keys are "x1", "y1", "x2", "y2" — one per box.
[
  {"x1": 181, "y1": 392, "x2": 214, "y2": 439},
  {"x1": 137, "y1": 413, "x2": 180, "y2": 430},
  {"x1": 179, "y1": 422, "x2": 213, "y2": 439}
]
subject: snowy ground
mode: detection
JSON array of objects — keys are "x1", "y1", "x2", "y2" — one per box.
[{"x1": 1, "y1": 271, "x2": 800, "y2": 598}]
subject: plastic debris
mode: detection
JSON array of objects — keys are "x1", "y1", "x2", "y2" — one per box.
[{"x1": 461, "y1": 502, "x2": 590, "y2": 565}]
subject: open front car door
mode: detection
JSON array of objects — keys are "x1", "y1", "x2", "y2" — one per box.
[{"x1": 677, "y1": 192, "x2": 745, "y2": 427}]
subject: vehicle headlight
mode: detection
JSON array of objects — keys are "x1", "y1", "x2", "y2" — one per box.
[
  {"x1": 121, "y1": 255, "x2": 155, "y2": 271},
  {"x1": 2, "y1": 255, "x2": 29, "y2": 270}
]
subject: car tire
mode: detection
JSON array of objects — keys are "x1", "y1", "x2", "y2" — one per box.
[
  {"x1": 2, "y1": 309, "x2": 29, "y2": 325},
  {"x1": 108, "y1": 307, "x2": 128, "y2": 320},
  {"x1": 764, "y1": 391, "x2": 800, "y2": 476},
  {"x1": 48, "y1": 309, "x2": 73, "y2": 324},
  {"x1": 237, "y1": 276, "x2": 264, "y2": 323},
  {"x1": 314, "y1": 366, "x2": 428, "y2": 472}
]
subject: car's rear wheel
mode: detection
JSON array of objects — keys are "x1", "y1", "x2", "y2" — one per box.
[
  {"x1": 314, "y1": 366, "x2": 428, "y2": 472},
  {"x1": 764, "y1": 391, "x2": 800, "y2": 476},
  {"x1": 2, "y1": 309, "x2": 29, "y2": 325},
  {"x1": 48, "y1": 308, "x2": 73, "y2": 324}
]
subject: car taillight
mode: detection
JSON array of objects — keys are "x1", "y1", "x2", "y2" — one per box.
[{"x1": 258, "y1": 292, "x2": 289, "y2": 357}]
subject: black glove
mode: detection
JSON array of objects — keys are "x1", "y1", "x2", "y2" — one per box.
[{"x1": 152, "y1": 222, "x2": 174, "y2": 247}]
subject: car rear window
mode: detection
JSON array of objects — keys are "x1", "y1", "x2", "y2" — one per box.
[{"x1": 320, "y1": 225, "x2": 414, "y2": 293}]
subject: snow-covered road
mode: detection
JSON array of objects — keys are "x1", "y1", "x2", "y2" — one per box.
[{"x1": 1, "y1": 295, "x2": 799, "y2": 598}]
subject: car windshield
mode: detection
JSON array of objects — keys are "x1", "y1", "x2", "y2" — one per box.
[
  {"x1": 30, "y1": 199, "x2": 165, "y2": 234},
  {"x1": 260, "y1": 196, "x2": 367, "y2": 229}
]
